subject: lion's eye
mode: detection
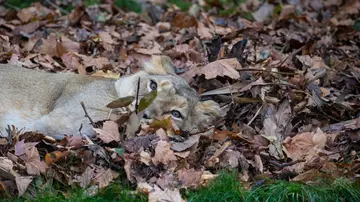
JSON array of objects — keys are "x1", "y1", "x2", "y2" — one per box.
[
  {"x1": 171, "y1": 110, "x2": 183, "y2": 119},
  {"x1": 149, "y1": 80, "x2": 157, "y2": 91}
]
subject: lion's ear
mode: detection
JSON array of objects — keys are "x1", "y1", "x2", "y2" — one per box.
[
  {"x1": 143, "y1": 55, "x2": 176, "y2": 75},
  {"x1": 197, "y1": 100, "x2": 221, "y2": 118}
]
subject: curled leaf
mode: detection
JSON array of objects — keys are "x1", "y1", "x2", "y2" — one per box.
[
  {"x1": 106, "y1": 96, "x2": 135, "y2": 109},
  {"x1": 137, "y1": 90, "x2": 157, "y2": 112},
  {"x1": 44, "y1": 151, "x2": 70, "y2": 166}
]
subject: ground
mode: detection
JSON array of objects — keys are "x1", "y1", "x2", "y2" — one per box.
[{"x1": 0, "y1": 0, "x2": 360, "y2": 201}]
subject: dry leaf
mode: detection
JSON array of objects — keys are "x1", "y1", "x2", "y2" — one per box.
[
  {"x1": 152, "y1": 140, "x2": 177, "y2": 166},
  {"x1": 99, "y1": 31, "x2": 116, "y2": 44},
  {"x1": 252, "y1": 2, "x2": 274, "y2": 22},
  {"x1": 25, "y1": 146, "x2": 48, "y2": 175},
  {"x1": 15, "y1": 176, "x2": 33, "y2": 196},
  {"x1": 76, "y1": 166, "x2": 95, "y2": 188},
  {"x1": 14, "y1": 140, "x2": 38, "y2": 157},
  {"x1": 171, "y1": 134, "x2": 200, "y2": 152},
  {"x1": 283, "y1": 128, "x2": 327, "y2": 161},
  {"x1": 17, "y1": 7, "x2": 37, "y2": 22},
  {"x1": 91, "y1": 70, "x2": 120, "y2": 79},
  {"x1": 94, "y1": 168, "x2": 117, "y2": 188},
  {"x1": 44, "y1": 151, "x2": 70, "y2": 166},
  {"x1": 0, "y1": 157, "x2": 18, "y2": 180},
  {"x1": 125, "y1": 113, "x2": 141, "y2": 138},
  {"x1": 194, "y1": 58, "x2": 241, "y2": 79},
  {"x1": 197, "y1": 21, "x2": 213, "y2": 39},
  {"x1": 177, "y1": 168, "x2": 203, "y2": 188},
  {"x1": 93, "y1": 121, "x2": 120, "y2": 143},
  {"x1": 61, "y1": 36, "x2": 80, "y2": 53},
  {"x1": 148, "y1": 185, "x2": 185, "y2": 202},
  {"x1": 261, "y1": 100, "x2": 293, "y2": 160},
  {"x1": 61, "y1": 52, "x2": 81, "y2": 70}
]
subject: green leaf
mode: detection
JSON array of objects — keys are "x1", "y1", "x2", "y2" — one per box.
[
  {"x1": 106, "y1": 96, "x2": 135, "y2": 109},
  {"x1": 137, "y1": 90, "x2": 157, "y2": 112},
  {"x1": 354, "y1": 19, "x2": 360, "y2": 31},
  {"x1": 115, "y1": 148, "x2": 125, "y2": 157}
]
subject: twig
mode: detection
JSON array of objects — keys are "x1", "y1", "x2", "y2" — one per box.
[
  {"x1": 78, "y1": 114, "x2": 95, "y2": 145},
  {"x1": 237, "y1": 68, "x2": 299, "y2": 76},
  {"x1": 135, "y1": 78, "x2": 140, "y2": 114},
  {"x1": 227, "y1": 81, "x2": 234, "y2": 104},
  {"x1": 44, "y1": 0, "x2": 70, "y2": 15},
  {"x1": 275, "y1": 46, "x2": 304, "y2": 69},
  {"x1": 80, "y1": 101, "x2": 95, "y2": 126},
  {"x1": 269, "y1": 159, "x2": 305, "y2": 169},
  {"x1": 247, "y1": 106, "x2": 262, "y2": 126}
]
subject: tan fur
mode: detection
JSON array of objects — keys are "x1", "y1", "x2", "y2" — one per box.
[{"x1": 0, "y1": 56, "x2": 220, "y2": 139}]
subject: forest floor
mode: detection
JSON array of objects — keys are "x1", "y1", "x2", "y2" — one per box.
[{"x1": 1, "y1": 0, "x2": 360, "y2": 201}]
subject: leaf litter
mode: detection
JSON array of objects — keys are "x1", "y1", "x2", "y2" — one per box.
[{"x1": 0, "y1": 0, "x2": 360, "y2": 200}]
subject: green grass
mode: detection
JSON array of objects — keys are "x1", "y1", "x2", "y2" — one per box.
[
  {"x1": 168, "y1": 0, "x2": 192, "y2": 11},
  {"x1": 247, "y1": 178, "x2": 360, "y2": 202},
  {"x1": 186, "y1": 170, "x2": 244, "y2": 202},
  {"x1": 5, "y1": 0, "x2": 142, "y2": 13},
  {"x1": 6, "y1": 170, "x2": 360, "y2": 202},
  {"x1": 5, "y1": 0, "x2": 36, "y2": 9},
  {"x1": 11, "y1": 181, "x2": 147, "y2": 202},
  {"x1": 115, "y1": 0, "x2": 142, "y2": 13}
]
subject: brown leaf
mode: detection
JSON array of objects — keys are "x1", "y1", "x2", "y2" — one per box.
[
  {"x1": 13, "y1": 21, "x2": 40, "y2": 35},
  {"x1": 152, "y1": 140, "x2": 177, "y2": 166},
  {"x1": 292, "y1": 169, "x2": 330, "y2": 182},
  {"x1": 283, "y1": 128, "x2": 327, "y2": 161},
  {"x1": 93, "y1": 121, "x2": 120, "y2": 143},
  {"x1": 177, "y1": 168, "x2": 203, "y2": 188},
  {"x1": 145, "y1": 184, "x2": 185, "y2": 202},
  {"x1": 80, "y1": 55, "x2": 111, "y2": 69},
  {"x1": 140, "y1": 151, "x2": 152, "y2": 166},
  {"x1": 15, "y1": 176, "x2": 33, "y2": 196},
  {"x1": 124, "y1": 135, "x2": 157, "y2": 153},
  {"x1": 68, "y1": 6, "x2": 84, "y2": 25},
  {"x1": 99, "y1": 31, "x2": 116, "y2": 44},
  {"x1": 61, "y1": 36, "x2": 80, "y2": 53},
  {"x1": 125, "y1": 113, "x2": 141, "y2": 138},
  {"x1": 39, "y1": 33, "x2": 58, "y2": 57},
  {"x1": 254, "y1": 154, "x2": 264, "y2": 173},
  {"x1": 0, "y1": 157, "x2": 18, "y2": 180},
  {"x1": 261, "y1": 100, "x2": 293, "y2": 160},
  {"x1": 14, "y1": 140, "x2": 38, "y2": 157},
  {"x1": 91, "y1": 70, "x2": 120, "y2": 79},
  {"x1": 25, "y1": 146, "x2": 48, "y2": 175},
  {"x1": 94, "y1": 168, "x2": 117, "y2": 188},
  {"x1": 17, "y1": 7, "x2": 38, "y2": 22},
  {"x1": 195, "y1": 58, "x2": 241, "y2": 80},
  {"x1": 44, "y1": 151, "x2": 70, "y2": 166},
  {"x1": 76, "y1": 167, "x2": 96, "y2": 188},
  {"x1": 171, "y1": 134, "x2": 200, "y2": 152},
  {"x1": 61, "y1": 52, "x2": 81, "y2": 70},
  {"x1": 278, "y1": 5, "x2": 296, "y2": 21},
  {"x1": 124, "y1": 154, "x2": 135, "y2": 182},
  {"x1": 170, "y1": 12, "x2": 198, "y2": 29},
  {"x1": 0, "y1": 138, "x2": 7, "y2": 145},
  {"x1": 23, "y1": 31, "x2": 42, "y2": 52},
  {"x1": 219, "y1": 150, "x2": 242, "y2": 168},
  {"x1": 66, "y1": 135, "x2": 86, "y2": 148},
  {"x1": 296, "y1": 55, "x2": 329, "y2": 70},
  {"x1": 197, "y1": 22, "x2": 213, "y2": 39}
]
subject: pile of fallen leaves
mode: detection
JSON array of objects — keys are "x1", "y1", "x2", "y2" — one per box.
[{"x1": 0, "y1": 0, "x2": 360, "y2": 201}]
